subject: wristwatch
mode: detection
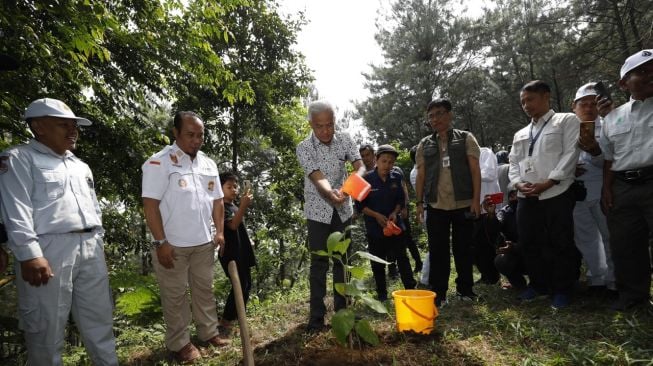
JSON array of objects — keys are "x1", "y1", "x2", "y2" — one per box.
[{"x1": 151, "y1": 238, "x2": 167, "y2": 248}]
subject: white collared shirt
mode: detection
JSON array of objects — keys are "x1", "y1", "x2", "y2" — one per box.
[
  {"x1": 508, "y1": 109, "x2": 581, "y2": 200},
  {"x1": 0, "y1": 140, "x2": 102, "y2": 260},
  {"x1": 141, "y1": 143, "x2": 223, "y2": 247},
  {"x1": 599, "y1": 97, "x2": 653, "y2": 171}
]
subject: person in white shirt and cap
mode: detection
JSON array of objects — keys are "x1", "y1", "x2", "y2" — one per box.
[
  {"x1": 571, "y1": 82, "x2": 616, "y2": 297},
  {"x1": 141, "y1": 111, "x2": 228, "y2": 364},
  {"x1": 0, "y1": 98, "x2": 118, "y2": 365},
  {"x1": 599, "y1": 49, "x2": 653, "y2": 311},
  {"x1": 508, "y1": 80, "x2": 581, "y2": 309}
]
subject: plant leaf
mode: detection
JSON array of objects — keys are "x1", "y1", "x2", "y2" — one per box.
[
  {"x1": 313, "y1": 250, "x2": 329, "y2": 257},
  {"x1": 326, "y1": 231, "x2": 344, "y2": 252},
  {"x1": 360, "y1": 294, "x2": 388, "y2": 314},
  {"x1": 355, "y1": 250, "x2": 391, "y2": 264},
  {"x1": 354, "y1": 319, "x2": 380, "y2": 346},
  {"x1": 334, "y1": 283, "x2": 346, "y2": 296},
  {"x1": 349, "y1": 266, "x2": 367, "y2": 279},
  {"x1": 331, "y1": 309, "x2": 355, "y2": 345},
  {"x1": 332, "y1": 238, "x2": 350, "y2": 254}
]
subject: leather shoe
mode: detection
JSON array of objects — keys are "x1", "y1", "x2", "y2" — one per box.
[
  {"x1": 206, "y1": 333, "x2": 231, "y2": 347},
  {"x1": 173, "y1": 343, "x2": 201, "y2": 364}
]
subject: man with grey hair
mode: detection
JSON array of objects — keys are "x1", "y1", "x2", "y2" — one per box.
[{"x1": 296, "y1": 100, "x2": 366, "y2": 333}]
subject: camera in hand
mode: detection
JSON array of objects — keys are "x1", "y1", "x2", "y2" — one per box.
[{"x1": 594, "y1": 81, "x2": 611, "y2": 101}]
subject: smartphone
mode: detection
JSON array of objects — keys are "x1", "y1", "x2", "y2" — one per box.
[
  {"x1": 488, "y1": 192, "x2": 504, "y2": 205},
  {"x1": 579, "y1": 121, "x2": 595, "y2": 140},
  {"x1": 243, "y1": 180, "x2": 252, "y2": 194},
  {"x1": 594, "y1": 81, "x2": 611, "y2": 101}
]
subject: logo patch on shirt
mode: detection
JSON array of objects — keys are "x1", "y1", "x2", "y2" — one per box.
[
  {"x1": 208, "y1": 180, "x2": 215, "y2": 191},
  {"x1": 149, "y1": 160, "x2": 161, "y2": 165},
  {"x1": 169, "y1": 154, "x2": 178, "y2": 165},
  {"x1": 0, "y1": 156, "x2": 8, "y2": 174},
  {"x1": 178, "y1": 178, "x2": 187, "y2": 188}
]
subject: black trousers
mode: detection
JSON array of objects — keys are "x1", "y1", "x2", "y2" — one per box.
[
  {"x1": 218, "y1": 258, "x2": 252, "y2": 321},
  {"x1": 307, "y1": 210, "x2": 350, "y2": 324},
  {"x1": 494, "y1": 251, "x2": 527, "y2": 289},
  {"x1": 473, "y1": 220, "x2": 501, "y2": 284},
  {"x1": 608, "y1": 179, "x2": 653, "y2": 302},
  {"x1": 368, "y1": 234, "x2": 416, "y2": 298},
  {"x1": 403, "y1": 215, "x2": 423, "y2": 266},
  {"x1": 388, "y1": 216, "x2": 422, "y2": 273},
  {"x1": 517, "y1": 188, "x2": 580, "y2": 295},
  {"x1": 426, "y1": 206, "x2": 475, "y2": 298}
]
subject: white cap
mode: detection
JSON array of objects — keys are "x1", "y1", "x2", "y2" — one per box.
[
  {"x1": 23, "y1": 98, "x2": 92, "y2": 126},
  {"x1": 620, "y1": 49, "x2": 653, "y2": 80},
  {"x1": 574, "y1": 82, "x2": 598, "y2": 102}
]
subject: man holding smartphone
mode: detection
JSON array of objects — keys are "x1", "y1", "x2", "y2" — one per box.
[
  {"x1": 572, "y1": 83, "x2": 616, "y2": 297},
  {"x1": 599, "y1": 49, "x2": 653, "y2": 311}
]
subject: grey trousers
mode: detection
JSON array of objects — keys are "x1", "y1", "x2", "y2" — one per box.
[{"x1": 16, "y1": 232, "x2": 117, "y2": 366}]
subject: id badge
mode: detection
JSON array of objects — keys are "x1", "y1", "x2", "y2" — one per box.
[
  {"x1": 442, "y1": 156, "x2": 450, "y2": 168},
  {"x1": 519, "y1": 158, "x2": 537, "y2": 179}
]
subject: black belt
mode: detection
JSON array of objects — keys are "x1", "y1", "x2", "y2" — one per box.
[
  {"x1": 614, "y1": 165, "x2": 653, "y2": 184},
  {"x1": 69, "y1": 228, "x2": 94, "y2": 234}
]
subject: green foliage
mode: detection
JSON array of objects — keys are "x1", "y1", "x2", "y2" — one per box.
[
  {"x1": 360, "y1": 0, "x2": 653, "y2": 150},
  {"x1": 313, "y1": 226, "x2": 389, "y2": 347},
  {"x1": 331, "y1": 309, "x2": 356, "y2": 345}
]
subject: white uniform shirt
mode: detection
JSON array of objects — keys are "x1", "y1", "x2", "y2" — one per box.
[
  {"x1": 479, "y1": 147, "x2": 501, "y2": 202},
  {"x1": 576, "y1": 117, "x2": 604, "y2": 201},
  {"x1": 0, "y1": 140, "x2": 102, "y2": 261},
  {"x1": 409, "y1": 165, "x2": 417, "y2": 191},
  {"x1": 599, "y1": 97, "x2": 653, "y2": 171},
  {"x1": 141, "y1": 143, "x2": 223, "y2": 247},
  {"x1": 508, "y1": 110, "x2": 581, "y2": 200}
]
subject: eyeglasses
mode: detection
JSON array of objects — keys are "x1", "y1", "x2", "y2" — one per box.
[{"x1": 427, "y1": 110, "x2": 449, "y2": 120}]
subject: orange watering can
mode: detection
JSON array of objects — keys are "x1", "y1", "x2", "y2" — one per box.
[
  {"x1": 383, "y1": 220, "x2": 402, "y2": 236},
  {"x1": 341, "y1": 173, "x2": 371, "y2": 201}
]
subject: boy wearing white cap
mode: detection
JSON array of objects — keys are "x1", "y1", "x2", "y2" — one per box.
[
  {"x1": 572, "y1": 83, "x2": 616, "y2": 297},
  {"x1": 0, "y1": 98, "x2": 118, "y2": 365},
  {"x1": 599, "y1": 49, "x2": 653, "y2": 310}
]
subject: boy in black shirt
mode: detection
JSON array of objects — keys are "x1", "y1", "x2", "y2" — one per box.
[{"x1": 218, "y1": 172, "x2": 257, "y2": 335}]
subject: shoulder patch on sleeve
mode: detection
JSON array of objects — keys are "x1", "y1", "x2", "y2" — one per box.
[{"x1": 149, "y1": 160, "x2": 161, "y2": 165}]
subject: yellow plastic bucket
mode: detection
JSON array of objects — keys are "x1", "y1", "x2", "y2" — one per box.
[{"x1": 392, "y1": 289, "x2": 438, "y2": 334}]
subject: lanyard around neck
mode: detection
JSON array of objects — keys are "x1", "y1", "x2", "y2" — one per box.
[{"x1": 528, "y1": 114, "x2": 553, "y2": 156}]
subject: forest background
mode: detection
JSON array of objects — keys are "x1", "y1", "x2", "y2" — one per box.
[{"x1": 0, "y1": 0, "x2": 651, "y2": 364}]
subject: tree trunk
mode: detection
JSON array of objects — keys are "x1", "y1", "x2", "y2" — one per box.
[
  {"x1": 231, "y1": 108, "x2": 239, "y2": 173},
  {"x1": 551, "y1": 68, "x2": 563, "y2": 112},
  {"x1": 626, "y1": 0, "x2": 643, "y2": 50},
  {"x1": 277, "y1": 237, "x2": 286, "y2": 286},
  {"x1": 610, "y1": 0, "x2": 631, "y2": 59}
]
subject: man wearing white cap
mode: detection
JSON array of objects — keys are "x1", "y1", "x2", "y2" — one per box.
[
  {"x1": 572, "y1": 83, "x2": 616, "y2": 297},
  {"x1": 599, "y1": 49, "x2": 653, "y2": 310},
  {"x1": 0, "y1": 98, "x2": 118, "y2": 365}
]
